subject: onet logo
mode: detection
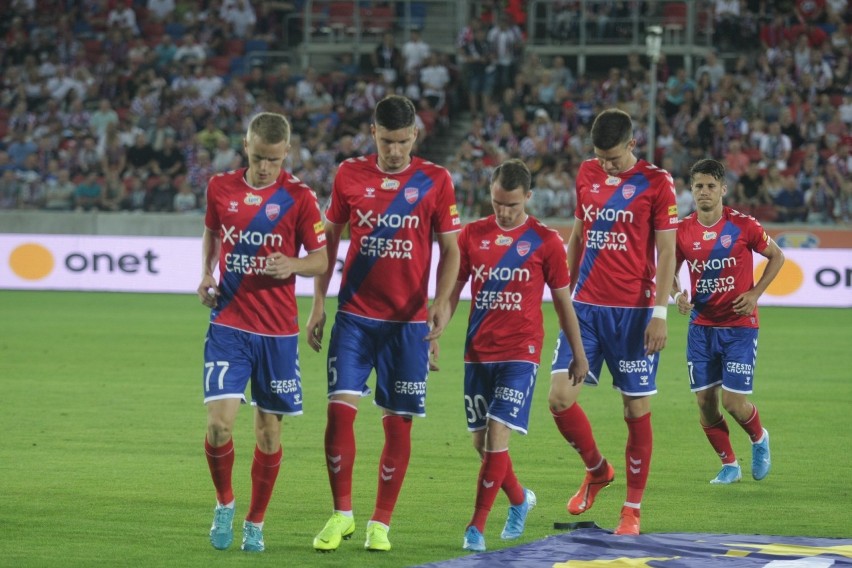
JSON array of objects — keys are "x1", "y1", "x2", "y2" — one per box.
[
  {"x1": 9, "y1": 243, "x2": 54, "y2": 280},
  {"x1": 7, "y1": 242, "x2": 160, "y2": 281},
  {"x1": 754, "y1": 258, "x2": 804, "y2": 296}
]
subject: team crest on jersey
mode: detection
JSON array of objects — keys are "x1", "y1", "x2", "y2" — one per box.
[
  {"x1": 605, "y1": 176, "x2": 621, "y2": 186},
  {"x1": 381, "y1": 178, "x2": 399, "y2": 190},
  {"x1": 516, "y1": 241, "x2": 531, "y2": 256},
  {"x1": 245, "y1": 193, "x2": 263, "y2": 206},
  {"x1": 495, "y1": 234, "x2": 513, "y2": 246},
  {"x1": 265, "y1": 203, "x2": 280, "y2": 220},
  {"x1": 703, "y1": 231, "x2": 717, "y2": 241},
  {"x1": 480, "y1": 240, "x2": 491, "y2": 249},
  {"x1": 228, "y1": 201, "x2": 239, "y2": 212},
  {"x1": 721, "y1": 234, "x2": 732, "y2": 248},
  {"x1": 365, "y1": 187, "x2": 376, "y2": 198},
  {"x1": 622, "y1": 184, "x2": 636, "y2": 199},
  {"x1": 404, "y1": 187, "x2": 419, "y2": 203}
]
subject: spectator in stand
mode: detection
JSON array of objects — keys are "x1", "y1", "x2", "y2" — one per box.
[
  {"x1": 459, "y1": 23, "x2": 494, "y2": 115},
  {"x1": 212, "y1": 136, "x2": 240, "y2": 172},
  {"x1": 420, "y1": 53, "x2": 451, "y2": 113},
  {"x1": 774, "y1": 175, "x2": 808, "y2": 222},
  {"x1": 372, "y1": 32, "x2": 404, "y2": 87},
  {"x1": 0, "y1": 169, "x2": 23, "y2": 210},
  {"x1": 152, "y1": 135, "x2": 186, "y2": 179},
  {"x1": 220, "y1": 0, "x2": 257, "y2": 39},
  {"x1": 402, "y1": 29, "x2": 431, "y2": 77},
  {"x1": 43, "y1": 166, "x2": 76, "y2": 211},
  {"x1": 805, "y1": 175, "x2": 837, "y2": 223},
  {"x1": 125, "y1": 132, "x2": 157, "y2": 177},
  {"x1": 74, "y1": 171, "x2": 103, "y2": 212},
  {"x1": 173, "y1": 177, "x2": 198, "y2": 213},
  {"x1": 487, "y1": 14, "x2": 524, "y2": 99},
  {"x1": 107, "y1": 0, "x2": 140, "y2": 36},
  {"x1": 147, "y1": 0, "x2": 176, "y2": 22},
  {"x1": 174, "y1": 33, "x2": 207, "y2": 65},
  {"x1": 734, "y1": 161, "x2": 771, "y2": 209}
]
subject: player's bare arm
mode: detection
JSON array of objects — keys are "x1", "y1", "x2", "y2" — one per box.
[
  {"x1": 733, "y1": 239, "x2": 785, "y2": 316},
  {"x1": 671, "y1": 261, "x2": 693, "y2": 316},
  {"x1": 645, "y1": 229, "x2": 676, "y2": 355},
  {"x1": 265, "y1": 248, "x2": 328, "y2": 280},
  {"x1": 307, "y1": 222, "x2": 343, "y2": 352},
  {"x1": 566, "y1": 219, "x2": 583, "y2": 291},
  {"x1": 425, "y1": 231, "x2": 461, "y2": 341},
  {"x1": 198, "y1": 227, "x2": 221, "y2": 308},
  {"x1": 552, "y1": 287, "x2": 589, "y2": 385}
]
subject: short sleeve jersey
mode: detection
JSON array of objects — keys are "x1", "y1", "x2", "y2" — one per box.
[
  {"x1": 458, "y1": 215, "x2": 570, "y2": 364},
  {"x1": 573, "y1": 157, "x2": 678, "y2": 307},
  {"x1": 205, "y1": 168, "x2": 325, "y2": 336},
  {"x1": 326, "y1": 155, "x2": 460, "y2": 322},
  {"x1": 676, "y1": 206, "x2": 771, "y2": 328}
]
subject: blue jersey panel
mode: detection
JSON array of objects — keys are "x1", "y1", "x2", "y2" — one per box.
[
  {"x1": 203, "y1": 324, "x2": 302, "y2": 414},
  {"x1": 551, "y1": 303, "x2": 658, "y2": 395},
  {"x1": 327, "y1": 312, "x2": 430, "y2": 416},
  {"x1": 686, "y1": 325, "x2": 759, "y2": 394},
  {"x1": 463, "y1": 362, "x2": 538, "y2": 434}
]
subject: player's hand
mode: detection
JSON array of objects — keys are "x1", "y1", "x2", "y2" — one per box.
[
  {"x1": 644, "y1": 317, "x2": 667, "y2": 356},
  {"x1": 567, "y1": 355, "x2": 589, "y2": 386},
  {"x1": 306, "y1": 310, "x2": 326, "y2": 352},
  {"x1": 425, "y1": 300, "x2": 451, "y2": 341},
  {"x1": 429, "y1": 340, "x2": 440, "y2": 371},
  {"x1": 265, "y1": 252, "x2": 296, "y2": 279},
  {"x1": 197, "y1": 275, "x2": 219, "y2": 308},
  {"x1": 732, "y1": 290, "x2": 759, "y2": 316},
  {"x1": 675, "y1": 288, "x2": 693, "y2": 315}
]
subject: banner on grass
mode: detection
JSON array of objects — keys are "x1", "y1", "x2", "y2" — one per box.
[
  {"x1": 418, "y1": 528, "x2": 852, "y2": 567},
  {"x1": 1, "y1": 234, "x2": 850, "y2": 308}
]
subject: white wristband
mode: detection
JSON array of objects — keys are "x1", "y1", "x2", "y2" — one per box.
[
  {"x1": 673, "y1": 292, "x2": 683, "y2": 304},
  {"x1": 652, "y1": 306, "x2": 667, "y2": 320}
]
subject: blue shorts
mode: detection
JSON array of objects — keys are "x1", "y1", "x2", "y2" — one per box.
[
  {"x1": 203, "y1": 324, "x2": 302, "y2": 415},
  {"x1": 551, "y1": 303, "x2": 659, "y2": 396},
  {"x1": 327, "y1": 311, "x2": 430, "y2": 416},
  {"x1": 464, "y1": 361, "x2": 538, "y2": 435},
  {"x1": 686, "y1": 325, "x2": 759, "y2": 394}
]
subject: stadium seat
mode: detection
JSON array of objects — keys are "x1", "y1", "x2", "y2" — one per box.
[
  {"x1": 164, "y1": 22, "x2": 186, "y2": 40},
  {"x1": 361, "y1": 5, "x2": 394, "y2": 38},
  {"x1": 663, "y1": 2, "x2": 687, "y2": 44},
  {"x1": 210, "y1": 56, "x2": 231, "y2": 77},
  {"x1": 245, "y1": 39, "x2": 268, "y2": 53},
  {"x1": 329, "y1": 2, "x2": 356, "y2": 39},
  {"x1": 225, "y1": 39, "x2": 245, "y2": 56}
]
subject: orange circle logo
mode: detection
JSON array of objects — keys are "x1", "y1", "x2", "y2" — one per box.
[
  {"x1": 9, "y1": 243, "x2": 55, "y2": 280},
  {"x1": 754, "y1": 258, "x2": 803, "y2": 296}
]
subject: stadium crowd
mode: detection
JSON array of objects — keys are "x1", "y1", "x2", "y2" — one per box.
[{"x1": 0, "y1": 0, "x2": 850, "y2": 226}]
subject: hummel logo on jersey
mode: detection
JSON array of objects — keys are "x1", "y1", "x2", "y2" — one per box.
[
  {"x1": 479, "y1": 240, "x2": 490, "y2": 250},
  {"x1": 355, "y1": 209, "x2": 420, "y2": 229},
  {"x1": 228, "y1": 201, "x2": 239, "y2": 212},
  {"x1": 365, "y1": 187, "x2": 376, "y2": 198},
  {"x1": 591, "y1": 183, "x2": 601, "y2": 193},
  {"x1": 693, "y1": 241, "x2": 701, "y2": 250}
]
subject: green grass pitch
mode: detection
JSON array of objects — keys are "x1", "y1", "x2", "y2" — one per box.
[{"x1": 0, "y1": 291, "x2": 849, "y2": 567}]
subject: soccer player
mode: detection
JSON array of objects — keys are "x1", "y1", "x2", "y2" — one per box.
[
  {"x1": 197, "y1": 112, "x2": 328, "y2": 552},
  {"x1": 672, "y1": 158, "x2": 784, "y2": 484},
  {"x1": 549, "y1": 108, "x2": 678, "y2": 536},
  {"x1": 450, "y1": 159, "x2": 589, "y2": 552},
  {"x1": 307, "y1": 95, "x2": 461, "y2": 552}
]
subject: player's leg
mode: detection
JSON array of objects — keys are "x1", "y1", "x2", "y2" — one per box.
[
  {"x1": 688, "y1": 325, "x2": 741, "y2": 484},
  {"x1": 365, "y1": 320, "x2": 429, "y2": 551},
  {"x1": 315, "y1": 314, "x2": 373, "y2": 552},
  {"x1": 464, "y1": 420, "x2": 512, "y2": 551},
  {"x1": 608, "y1": 307, "x2": 659, "y2": 536},
  {"x1": 240, "y1": 410, "x2": 282, "y2": 552},
  {"x1": 203, "y1": 325, "x2": 252, "y2": 550},
  {"x1": 550, "y1": 306, "x2": 612, "y2": 516},
  {"x1": 719, "y1": 327, "x2": 770, "y2": 480}
]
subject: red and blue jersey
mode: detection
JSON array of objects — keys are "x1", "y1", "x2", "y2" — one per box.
[
  {"x1": 205, "y1": 168, "x2": 325, "y2": 336},
  {"x1": 326, "y1": 155, "x2": 460, "y2": 322},
  {"x1": 676, "y1": 207, "x2": 771, "y2": 328},
  {"x1": 458, "y1": 215, "x2": 570, "y2": 364},
  {"x1": 573, "y1": 157, "x2": 678, "y2": 307}
]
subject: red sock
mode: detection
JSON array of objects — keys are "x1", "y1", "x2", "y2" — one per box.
[
  {"x1": 736, "y1": 405, "x2": 764, "y2": 443},
  {"x1": 502, "y1": 454, "x2": 525, "y2": 505},
  {"x1": 371, "y1": 414, "x2": 412, "y2": 526},
  {"x1": 470, "y1": 449, "x2": 509, "y2": 533},
  {"x1": 205, "y1": 437, "x2": 235, "y2": 505},
  {"x1": 702, "y1": 416, "x2": 737, "y2": 464},
  {"x1": 246, "y1": 445, "x2": 282, "y2": 523},
  {"x1": 552, "y1": 403, "x2": 603, "y2": 470},
  {"x1": 325, "y1": 401, "x2": 358, "y2": 512},
  {"x1": 624, "y1": 413, "x2": 652, "y2": 506}
]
